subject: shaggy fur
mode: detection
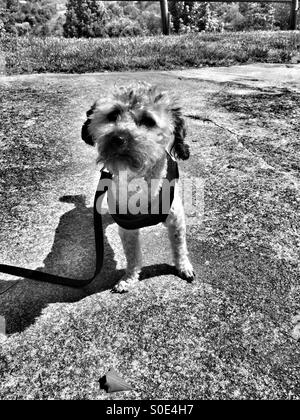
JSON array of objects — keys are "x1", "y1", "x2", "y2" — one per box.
[{"x1": 82, "y1": 83, "x2": 194, "y2": 292}]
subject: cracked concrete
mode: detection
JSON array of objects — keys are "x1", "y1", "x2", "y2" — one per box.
[
  {"x1": 165, "y1": 63, "x2": 300, "y2": 93},
  {"x1": 0, "y1": 65, "x2": 299, "y2": 399}
]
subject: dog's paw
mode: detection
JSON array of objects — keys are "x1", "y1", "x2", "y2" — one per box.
[
  {"x1": 176, "y1": 259, "x2": 195, "y2": 283},
  {"x1": 112, "y1": 274, "x2": 139, "y2": 293}
]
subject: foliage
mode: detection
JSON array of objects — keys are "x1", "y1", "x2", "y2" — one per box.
[
  {"x1": 239, "y1": 2, "x2": 275, "y2": 30},
  {"x1": 63, "y1": 0, "x2": 108, "y2": 38},
  {"x1": 222, "y1": 4, "x2": 246, "y2": 31},
  {"x1": 62, "y1": 0, "x2": 163, "y2": 38},
  {"x1": 169, "y1": 1, "x2": 223, "y2": 33},
  {"x1": 273, "y1": 3, "x2": 292, "y2": 30},
  {"x1": 0, "y1": 0, "x2": 56, "y2": 36},
  {"x1": 0, "y1": 19, "x2": 5, "y2": 36},
  {"x1": 168, "y1": 1, "x2": 293, "y2": 33},
  {"x1": 1, "y1": 1, "x2": 297, "y2": 39},
  {"x1": 104, "y1": 16, "x2": 143, "y2": 38}
]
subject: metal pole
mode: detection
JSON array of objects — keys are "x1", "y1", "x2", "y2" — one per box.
[
  {"x1": 290, "y1": 0, "x2": 298, "y2": 30},
  {"x1": 160, "y1": 0, "x2": 170, "y2": 35}
]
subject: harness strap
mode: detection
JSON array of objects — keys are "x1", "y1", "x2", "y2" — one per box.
[
  {"x1": 0, "y1": 170, "x2": 110, "y2": 290},
  {"x1": 108, "y1": 153, "x2": 179, "y2": 230}
]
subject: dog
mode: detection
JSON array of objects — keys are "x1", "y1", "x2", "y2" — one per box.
[{"x1": 82, "y1": 83, "x2": 194, "y2": 292}]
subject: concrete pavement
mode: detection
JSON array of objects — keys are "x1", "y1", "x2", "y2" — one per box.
[{"x1": 0, "y1": 65, "x2": 299, "y2": 399}]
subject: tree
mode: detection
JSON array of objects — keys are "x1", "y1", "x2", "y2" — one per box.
[
  {"x1": 2, "y1": 0, "x2": 18, "y2": 33},
  {"x1": 137, "y1": 9, "x2": 161, "y2": 35},
  {"x1": 122, "y1": 2, "x2": 139, "y2": 19},
  {"x1": 0, "y1": 0, "x2": 56, "y2": 35},
  {"x1": 239, "y1": 2, "x2": 275, "y2": 30},
  {"x1": 6, "y1": 0, "x2": 18, "y2": 12},
  {"x1": 169, "y1": 1, "x2": 222, "y2": 33},
  {"x1": 273, "y1": 3, "x2": 291, "y2": 30},
  {"x1": 169, "y1": 1, "x2": 185, "y2": 33},
  {"x1": 196, "y1": 2, "x2": 215, "y2": 32},
  {"x1": 51, "y1": 14, "x2": 65, "y2": 37},
  {"x1": 222, "y1": 4, "x2": 246, "y2": 31},
  {"x1": 0, "y1": 12, "x2": 5, "y2": 36},
  {"x1": 0, "y1": 1, "x2": 6, "y2": 35},
  {"x1": 64, "y1": 0, "x2": 108, "y2": 38}
]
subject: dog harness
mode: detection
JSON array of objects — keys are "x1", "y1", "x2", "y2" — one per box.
[{"x1": 103, "y1": 153, "x2": 179, "y2": 230}]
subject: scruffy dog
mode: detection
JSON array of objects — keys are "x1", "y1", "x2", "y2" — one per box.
[{"x1": 82, "y1": 83, "x2": 194, "y2": 292}]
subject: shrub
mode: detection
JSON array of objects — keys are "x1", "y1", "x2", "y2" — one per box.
[{"x1": 105, "y1": 17, "x2": 144, "y2": 38}]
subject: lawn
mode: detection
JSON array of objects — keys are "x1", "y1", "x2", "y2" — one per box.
[{"x1": 0, "y1": 31, "x2": 299, "y2": 75}]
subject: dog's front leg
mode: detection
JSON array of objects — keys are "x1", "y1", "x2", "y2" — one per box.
[
  {"x1": 113, "y1": 227, "x2": 143, "y2": 293},
  {"x1": 165, "y1": 197, "x2": 195, "y2": 282}
]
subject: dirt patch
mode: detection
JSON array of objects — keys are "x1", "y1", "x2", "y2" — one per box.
[{"x1": 214, "y1": 89, "x2": 300, "y2": 175}]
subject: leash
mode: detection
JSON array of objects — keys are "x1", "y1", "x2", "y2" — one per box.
[
  {"x1": 0, "y1": 153, "x2": 179, "y2": 293},
  {"x1": 0, "y1": 170, "x2": 112, "y2": 290}
]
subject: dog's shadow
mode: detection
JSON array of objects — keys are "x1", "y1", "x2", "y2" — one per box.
[{"x1": 0, "y1": 195, "x2": 175, "y2": 335}]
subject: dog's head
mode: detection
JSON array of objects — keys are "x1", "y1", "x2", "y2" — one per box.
[{"x1": 82, "y1": 83, "x2": 189, "y2": 174}]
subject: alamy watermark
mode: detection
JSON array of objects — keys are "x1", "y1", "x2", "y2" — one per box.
[{"x1": 96, "y1": 171, "x2": 205, "y2": 225}]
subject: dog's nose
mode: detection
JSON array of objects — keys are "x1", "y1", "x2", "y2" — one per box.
[{"x1": 111, "y1": 135, "x2": 126, "y2": 147}]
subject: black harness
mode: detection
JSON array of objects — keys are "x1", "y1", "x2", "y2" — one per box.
[
  {"x1": 105, "y1": 153, "x2": 179, "y2": 230},
  {"x1": 0, "y1": 155, "x2": 179, "y2": 290}
]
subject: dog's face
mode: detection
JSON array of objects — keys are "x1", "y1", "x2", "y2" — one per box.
[{"x1": 82, "y1": 83, "x2": 189, "y2": 175}]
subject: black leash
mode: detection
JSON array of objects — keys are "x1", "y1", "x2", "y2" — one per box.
[{"x1": 0, "y1": 170, "x2": 112, "y2": 290}]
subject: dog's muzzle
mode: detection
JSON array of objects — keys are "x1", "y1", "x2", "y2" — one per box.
[{"x1": 106, "y1": 130, "x2": 133, "y2": 149}]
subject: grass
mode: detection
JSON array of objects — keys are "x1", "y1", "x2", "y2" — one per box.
[{"x1": 0, "y1": 31, "x2": 299, "y2": 75}]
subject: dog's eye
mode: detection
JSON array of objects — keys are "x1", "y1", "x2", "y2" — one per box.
[
  {"x1": 107, "y1": 107, "x2": 121, "y2": 122},
  {"x1": 139, "y1": 114, "x2": 156, "y2": 128}
]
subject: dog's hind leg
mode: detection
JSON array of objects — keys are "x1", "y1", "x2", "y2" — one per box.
[{"x1": 113, "y1": 227, "x2": 143, "y2": 293}]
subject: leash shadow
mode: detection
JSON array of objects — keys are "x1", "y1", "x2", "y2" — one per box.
[{"x1": 0, "y1": 195, "x2": 117, "y2": 335}]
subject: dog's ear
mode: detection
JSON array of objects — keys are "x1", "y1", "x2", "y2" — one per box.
[
  {"x1": 81, "y1": 105, "x2": 96, "y2": 146},
  {"x1": 170, "y1": 107, "x2": 190, "y2": 160}
]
